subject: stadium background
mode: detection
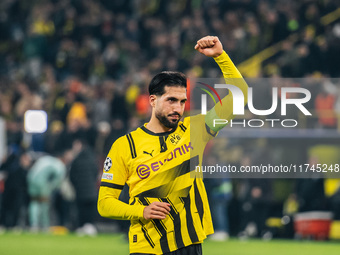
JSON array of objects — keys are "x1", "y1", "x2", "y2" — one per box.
[{"x1": 1, "y1": 0, "x2": 340, "y2": 254}]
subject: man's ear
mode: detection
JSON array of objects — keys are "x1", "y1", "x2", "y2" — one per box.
[{"x1": 149, "y1": 95, "x2": 157, "y2": 107}]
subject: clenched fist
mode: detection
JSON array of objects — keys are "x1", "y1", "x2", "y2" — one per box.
[
  {"x1": 143, "y1": 201, "x2": 171, "y2": 220},
  {"x1": 194, "y1": 36, "x2": 223, "y2": 58}
]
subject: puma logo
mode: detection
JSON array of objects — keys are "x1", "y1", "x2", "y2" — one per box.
[{"x1": 143, "y1": 150, "x2": 154, "y2": 157}]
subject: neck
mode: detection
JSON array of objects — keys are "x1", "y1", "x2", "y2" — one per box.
[{"x1": 146, "y1": 115, "x2": 172, "y2": 133}]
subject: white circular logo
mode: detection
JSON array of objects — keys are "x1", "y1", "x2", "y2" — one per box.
[{"x1": 104, "y1": 157, "x2": 112, "y2": 172}]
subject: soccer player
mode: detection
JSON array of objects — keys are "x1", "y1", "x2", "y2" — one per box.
[{"x1": 98, "y1": 36, "x2": 248, "y2": 254}]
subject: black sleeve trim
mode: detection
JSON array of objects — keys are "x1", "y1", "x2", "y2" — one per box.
[
  {"x1": 126, "y1": 133, "x2": 137, "y2": 158},
  {"x1": 179, "y1": 124, "x2": 187, "y2": 132},
  {"x1": 100, "y1": 181, "x2": 124, "y2": 190},
  {"x1": 205, "y1": 123, "x2": 218, "y2": 137}
]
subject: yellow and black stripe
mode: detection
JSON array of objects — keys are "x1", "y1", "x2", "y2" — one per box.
[
  {"x1": 159, "y1": 135, "x2": 168, "y2": 152},
  {"x1": 138, "y1": 197, "x2": 170, "y2": 253},
  {"x1": 160, "y1": 197, "x2": 185, "y2": 250},
  {"x1": 126, "y1": 133, "x2": 137, "y2": 158},
  {"x1": 193, "y1": 179, "x2": 204, "y2": 226},
  {"x1": 139, "y1": 220, "x2": 156, "y2": 248},
  {"x1": 180, "y1": 194, "x2": 199, "y2": 244},
  {"x1": 179, "y1": 124, "x2": 187, "y2": 132},
  {"x1": 100, "y1": 182, "x2": 124, "y2": 190},
  {"x1": 136, "y1": 156, "x2": 199, "y2": 198}
]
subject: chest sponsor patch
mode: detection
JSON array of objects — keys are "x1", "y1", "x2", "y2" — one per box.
[{"x1": 102, "y1": 173, "x2": 113, "y2": 181}]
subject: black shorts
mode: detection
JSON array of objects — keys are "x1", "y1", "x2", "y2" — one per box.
[{"x1": 130, "y1": 243, "x2": 202, "y2": 255}]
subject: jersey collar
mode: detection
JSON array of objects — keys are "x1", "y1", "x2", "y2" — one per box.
[{"x1": 140, "y1": 124, "x2": 178, "y2": 136}]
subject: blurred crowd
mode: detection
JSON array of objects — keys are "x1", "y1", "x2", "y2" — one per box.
[{"x1": 1, "y1": 0, "x2": 340, "y2": 237}]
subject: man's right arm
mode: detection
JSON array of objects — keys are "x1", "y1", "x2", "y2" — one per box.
[
  {"x1": 98, "y1": 187, "x2": 145, "y2": 220},
  {"x1": 98, "y1": 186, "x2": 171, "y2": 220},
  {"x1": 97, "y1": 137, "x2": 170, "y2": 221},
  {"x1": 97, "y1": 137, "x2": 145, "y2": 220}
]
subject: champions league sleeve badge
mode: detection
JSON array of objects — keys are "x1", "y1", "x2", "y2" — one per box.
[{"x1": 104, "y1": 157, "x2": 112, "y2": 172}]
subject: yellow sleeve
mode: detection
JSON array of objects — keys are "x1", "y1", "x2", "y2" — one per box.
[
  {"x1": 205, "y1": 51, "x2": 248, "y2": 132},
  {"x1": 97, "y1": 136, "x2": 145, "y2": 220},
  {"x1": 214, "y1": 51, "x2": 243, "y2": 78}
]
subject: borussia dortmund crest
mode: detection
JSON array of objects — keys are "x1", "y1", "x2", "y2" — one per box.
[
  {"x1": 169, "y1": 133, "x2": 182, "y2": 145},
  {"x1": 104, "y1": 157, "x2": 112, "y2": 172}
]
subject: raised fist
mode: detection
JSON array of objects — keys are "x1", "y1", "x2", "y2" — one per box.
[{"x1": 194, "y1": 36, "x2": 223, "y2": 58}]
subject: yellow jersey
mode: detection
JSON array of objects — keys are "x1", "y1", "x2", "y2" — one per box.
[{"x1": 97, "y1": 51, "x2": 247, "y2": 254}]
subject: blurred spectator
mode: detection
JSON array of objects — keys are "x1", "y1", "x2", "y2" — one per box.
[
  {"x1": 315, "y1": 82, "x2": 337, "y2": 129},
  {"x1": 53, "y1": 166, "x2": 75, "y2": 230},
  {"x1": 27, "y1": 148, "x2": 73, "y2": 232},
  {"x1": 69, "y1": 139, "x2": 99, "y2": 236},
  {"x1": 329, "y1": 187, "x2": 340, "y2": 220},
  {"x1": 296, "y1": 156, "x2": 326, "y2": 212},
  {"x1": 205, "y1": 155, "x2": 232, "y2": 241},
  {"x1": 0, "y1": 149, "x2": 30, "y2": 231},
  {"x1": 207, "y1": 177, "x2": 232, "y2": 241},
  {"x1": 238, "y1": 155, "x2": 273, "y2": 238}
]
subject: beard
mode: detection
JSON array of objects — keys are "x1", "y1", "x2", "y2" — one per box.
[{"x1": 156, "y1": 111, "x2": 181, "y2": 129}]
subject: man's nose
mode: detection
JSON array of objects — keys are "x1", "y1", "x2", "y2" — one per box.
[{"x1": 173, "y1": 102, "x2": 183, "y2": 113}]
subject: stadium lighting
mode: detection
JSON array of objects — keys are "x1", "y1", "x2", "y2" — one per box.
[{"x1": 24, "y1": 110, "x2": 48, "y2": 133}]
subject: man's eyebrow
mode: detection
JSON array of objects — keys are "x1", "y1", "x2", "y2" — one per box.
[
  {"x1": 167, "y1": 96, "x2": 187, "y2": 101},
  {"x1": 167, "y1": 96, "x2": 179, "y2": 100}
]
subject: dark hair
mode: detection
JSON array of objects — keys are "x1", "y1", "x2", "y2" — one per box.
[{"x1": 148, "y1": 71, "x2": 187, "y2": 96}]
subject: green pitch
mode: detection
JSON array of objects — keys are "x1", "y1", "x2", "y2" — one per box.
[{"x1": 0, "y1": 232, "x2": 339, "y2": 255}]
